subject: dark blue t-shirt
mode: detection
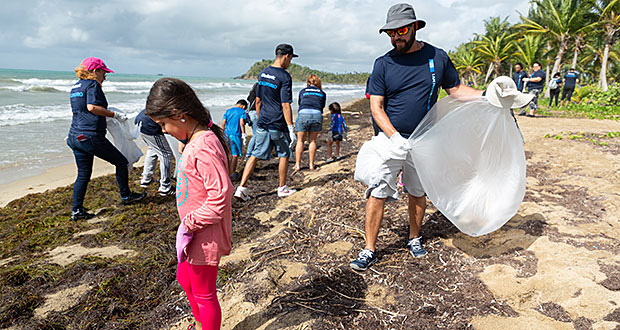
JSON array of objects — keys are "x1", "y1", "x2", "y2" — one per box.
[
  {"x1": 298, "y1": 85, "x2": 326, "y2": 112},
  {"x1": 564, "y1": 71, "x2": 579, "y2": 88},
  {"x1": 256, "y1": 66, "x2": 292, "y2": 132},
  {"x1": 69, "y1": 79, "x2": 108, "y2": 136},
  {"x1": 368, "y1": 43, "x2": 460, "y2": 137},
  {"x1": 528, "y1": 69, "x2": 546, "y2": 90},
  {"x1": 135, "y1": 109, "x2": 163, "y2": 136},
  {"x1": 223, "y1": 106, "x2": 247, "y2": 136},
  {"x1": 513, "y1": 71, "x2": 527, "y2": 92}
]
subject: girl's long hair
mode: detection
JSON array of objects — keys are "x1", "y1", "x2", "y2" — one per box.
[{"x1": 145, "y1": 77, "x2": 231, "y2": 165}]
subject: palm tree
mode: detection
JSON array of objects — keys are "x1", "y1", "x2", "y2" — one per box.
[
  {"x1": 595, "y1": 0, "x2": 620, "y2": 90},
  {"x1": 520, "y1": 0, "x2": 598, "y2": 76},
  {"x1": 474, "y1": 17, "x2": 516, "y2": 82},
  {"x1": 451, "y1": 43, "x2": 485, "y2": 87},
  {"x1": 513, "y1": 34, "x2": 545, "y2": 68},
  {"x1": 571, "y1": 32, "x2": 589, "y2": 69}
]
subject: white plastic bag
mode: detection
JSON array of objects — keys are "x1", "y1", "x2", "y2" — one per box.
[
  {"x1": 106, "y1": 108, "x2": 143, "y2": 170},
  {"x1": 408, "y1": 96, "x2": 526, "y2": 237}
]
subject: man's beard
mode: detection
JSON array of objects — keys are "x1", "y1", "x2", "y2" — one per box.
[{"x1": 392, "y1": 31, "x2": 416, "y2": 54}]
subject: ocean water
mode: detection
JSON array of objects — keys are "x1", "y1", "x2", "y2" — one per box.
[{"x1": 0, "y1": 68, "x2": 365, "y2": 185}]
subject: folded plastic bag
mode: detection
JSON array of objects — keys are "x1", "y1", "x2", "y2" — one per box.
[
  {"x1": 409, "y1": 96, "x2": 525, "y2": 236},
  {"x1": 106, "y1": 107, "x2": 143, "y2": 169},
  {"x1": 176, "y1": 221, "x2": 194, "y2": 263}
]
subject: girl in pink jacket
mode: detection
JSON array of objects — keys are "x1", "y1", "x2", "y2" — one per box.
[{"x1": 146, "y1": 78, "x2": 232, "y2": 330}]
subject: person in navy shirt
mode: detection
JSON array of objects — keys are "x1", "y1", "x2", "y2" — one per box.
[
  {"x1": 234, "y1": 44, "x2": 298, "y2": 201},
  {"x1": 135, "y1": 109, "x2": 175, "y2": 195},
  {"x1": 519, "y1": 61, "x2": 545, "y2": 117},
  {"x1": 350, "y1": 3, "x2": 483, "y2": 272},
  {"x1": 222, "y1": 100, "x2": 248, "y2": 177},
  {"x1": 67, "y1": 57, "x2": 145, "y2": 220},
  {"x1": 294, "y1": 74, "x2": 326, "y2": 171},
  {"x1": 512, "y1": 63, "x2": 527, "y2": 92},
  {"x1": 562, "y1": 68, "x2": 580, "y2": 107}
]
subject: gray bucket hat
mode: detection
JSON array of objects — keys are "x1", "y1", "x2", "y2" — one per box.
[{"x1": 379, "y1": 3, "x2": 426, "y2": 33}]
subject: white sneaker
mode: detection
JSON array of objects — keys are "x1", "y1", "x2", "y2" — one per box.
[
  {"x1": 234, "y1": 186, "x2": 251, "y2": 201},
  {"x1": 277, "y1": 185, "x2": 296, "y2": 197}
]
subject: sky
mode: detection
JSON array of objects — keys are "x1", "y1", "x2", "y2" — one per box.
[{"x1": 0, "y1": 0, "x2": 530, "y2": 77}]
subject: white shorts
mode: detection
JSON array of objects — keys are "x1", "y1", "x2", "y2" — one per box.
[{"x1": 362, "y1": 153, "x2": 424, "y2": 201}]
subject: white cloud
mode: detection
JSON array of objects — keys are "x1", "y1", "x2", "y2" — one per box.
[{"x1": 1, "y1": 0, "x2": 530, "y2": 76}]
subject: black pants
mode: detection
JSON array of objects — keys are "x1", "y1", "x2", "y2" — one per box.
[
  {"x1": 561, "y1": 87, "x2": 575, "y2": 103},
  {"x1": 549, "y1": 88, "x2": 560, "y2": 107}
]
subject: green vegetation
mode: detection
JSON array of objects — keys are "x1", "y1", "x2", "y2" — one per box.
[
  {"x1": 237, "y1": 59, "x2": 369, "y2": 84},
  {"x1": 450, "y1": 0, "x2": 620, "y2": 91},
  {"x1": 537, "y1": 86, "x2": 620, "y2": 119},
  {"x1": 544, "y1": 130, "x2": 620, "y2": 146}
]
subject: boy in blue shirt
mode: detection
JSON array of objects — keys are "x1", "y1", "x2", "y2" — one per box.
[{"x1": 222, "y1": 100, "x2": 248, "y2": 177}]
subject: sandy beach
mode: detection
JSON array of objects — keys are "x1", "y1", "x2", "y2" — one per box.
[{"x1": 0, "y1": 159, "x2": 115, "y2": 207}]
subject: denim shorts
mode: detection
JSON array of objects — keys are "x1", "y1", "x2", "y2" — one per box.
[
  {"x1": 295, "y1": 113, "x2": 323, "y2": 132},
  {"x1": 227, "y1": 134, "x2": 242, "y2": 156},
  {"x1": 250, "y1": 127, "x2": 291, "y2": 160}
]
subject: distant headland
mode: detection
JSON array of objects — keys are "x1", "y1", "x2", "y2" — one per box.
[{"x1": 236, "y1": 59, "x2": 370, "y2": 85}]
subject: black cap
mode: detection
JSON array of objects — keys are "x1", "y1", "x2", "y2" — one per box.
[{"x1": 275, "y1": 44, "x2": 298, "y2": 58}]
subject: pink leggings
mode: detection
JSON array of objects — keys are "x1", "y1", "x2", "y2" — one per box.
[{"x1": 176, "y1": 262, "x2": 221, "y2": 329}]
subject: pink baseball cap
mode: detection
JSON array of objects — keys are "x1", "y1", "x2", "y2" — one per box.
[{"x1": 80, "y1": 57, "x2": 114, "y2": 73}]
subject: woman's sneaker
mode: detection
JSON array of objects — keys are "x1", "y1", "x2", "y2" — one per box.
[
  {"x1": 277, "y1": 185, "x2": 296, "y2": 197},
  {"x1": 121, "y1": 192, "x2": 147, "y2": 205},
  {"x1": 234, "y1": 186, "x2": 251, "y2": 201},
  {"x1": 70, "y1": 209, "x2": 94, "y2": 221},
  {"x1": 349, "y1": 249, "x2": 377, "y2": 271},
  {"x1": 407, "y1": 237, "x2": 427, "y2": 258}
]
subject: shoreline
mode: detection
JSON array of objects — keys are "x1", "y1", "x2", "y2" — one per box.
[{"x1": 0, "y1": 98, "x2": 361, "y2": 207}]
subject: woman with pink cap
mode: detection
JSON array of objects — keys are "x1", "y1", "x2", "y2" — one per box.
[{"x1": 66, "y1": 57, "x2": 145, "y2": 220}]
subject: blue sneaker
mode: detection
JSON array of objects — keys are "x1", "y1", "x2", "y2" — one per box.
[
  {"x1": 350, "y1": 249, "x2": 377, "y2": 271},
  {"x1": 408, "y1": 237, "x2": 427, "y2": 258}
]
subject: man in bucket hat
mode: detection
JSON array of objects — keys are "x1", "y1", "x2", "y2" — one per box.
[{"x1": 350, "y1": 3, "x2": 484, "y2": 271}]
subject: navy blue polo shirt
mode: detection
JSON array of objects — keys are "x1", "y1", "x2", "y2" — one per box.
[
  {"x1": 528, "y1": 69, "x2": 546, "y2": 90},
  {"x1": 298, "y1": 85, "x2": 326, "y2": 112},
  {"x1": 513, "y1": 71, "x2": 527, "y2": 92},
  {"x1": 564, "y1": 71, "x2": 579, "y2": 88},
  {"x1": 69, "y1": 79, "x2": 108, "y2": 136},
  {"x1": 135, "y1": 109, "x2": 163, "y2": 136},
  {"x1": 256, "y1": 66, "x2": 292, "y2": 132},
  {"x1": 368, "y1": 43, "x2": 460, "y2": 137}
]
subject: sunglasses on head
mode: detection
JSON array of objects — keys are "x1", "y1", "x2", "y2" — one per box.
[{"x1": 385, "y1": 25, "x2": 410, "y2": 37}]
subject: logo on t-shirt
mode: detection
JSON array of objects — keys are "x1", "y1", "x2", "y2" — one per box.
[{"x1": 260, "y1": 73, "x2": 276, "y2": 80}]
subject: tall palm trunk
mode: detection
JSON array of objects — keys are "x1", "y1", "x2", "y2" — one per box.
[
  {"x1": 485, "y1": 63, "x2": 494, "y2": 84},
  {"x1": 599, "y1": 43, "x2": 611, "y2": 91},
  {"x1": 571, "y1": 47, "x2": 579, "y2": 69}
]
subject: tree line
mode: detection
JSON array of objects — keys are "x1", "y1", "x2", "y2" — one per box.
[{"x1": 451, "y1": 0, "x2": 619, "y2": 92}]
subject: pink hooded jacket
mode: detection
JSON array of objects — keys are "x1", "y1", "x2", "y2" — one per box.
[{"x1": 176, "y1": 130, "x2": 232, "y2": 266}]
